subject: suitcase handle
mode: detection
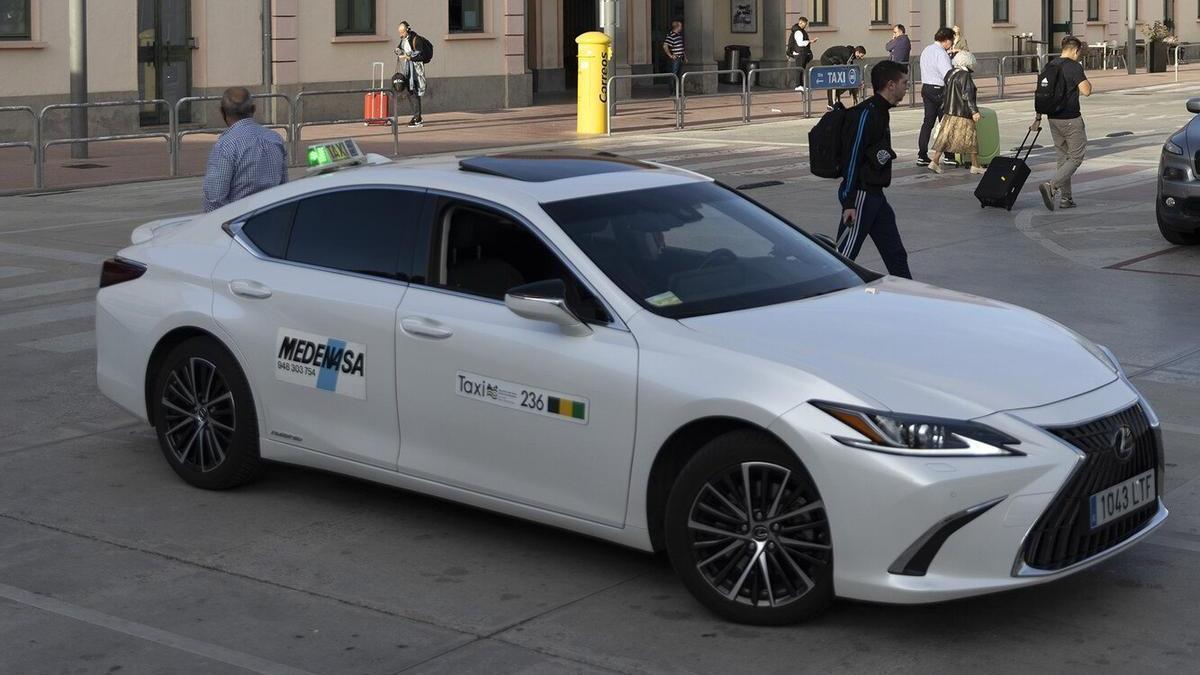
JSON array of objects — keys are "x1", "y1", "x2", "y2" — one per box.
[
  {"x1": 1014, "y1": 124, "x2": 1042, "y2": 162},
  {"x1": 371, "y1": 61, "x2": 385, "y2": 90}
]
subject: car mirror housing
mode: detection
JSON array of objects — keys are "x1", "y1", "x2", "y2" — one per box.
[
  {"x1": 1187, "y1": 97, "x2": 1200, "y2": 114},
  {"x1": 505, "y1": 279, "x2": 593, "y2": 337}
]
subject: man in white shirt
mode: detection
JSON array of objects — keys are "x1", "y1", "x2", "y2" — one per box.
[
  {"x1": 917, "y1": 27, "x2": 956, "y2": 167},
  {"x1": 786, "y1": 17, "x2": 818, "y2": 92}
]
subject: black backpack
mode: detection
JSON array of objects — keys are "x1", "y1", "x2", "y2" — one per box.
[
  {"x1": 416, "y1": 34, "x2": 434, "y2": 63},
  {"x1": 1034, "y1": 59, "x2": 1069, "y2": 116},
  {"x1": 808, "y1": 103, "x2": 848, "y2": 179}
]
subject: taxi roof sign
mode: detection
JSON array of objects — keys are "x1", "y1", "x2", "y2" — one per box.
[{"x1": 305, "y1": 138, "x2": 366, "y2": 175}]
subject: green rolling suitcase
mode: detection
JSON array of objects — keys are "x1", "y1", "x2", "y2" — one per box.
[{"x1": 972, "y1": 107, "x2": 1000, "y2": 167}]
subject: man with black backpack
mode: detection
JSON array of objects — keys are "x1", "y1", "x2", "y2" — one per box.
[
  {"x1": 395, "y1": 21, "x2": 433, "y2": 128},
  {"x1": 816, "y1": 60, "x2": 911, "y2": 279},
  {"x1": 1035, "y1": 36, "x2": 1092, "y2": 211},
  {"x1": 786, "y1": 17, "x2": 817, "y2": 91}
]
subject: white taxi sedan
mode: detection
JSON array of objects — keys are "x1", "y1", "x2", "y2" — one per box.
[{"x1": 96, "y1": 145, "x2": 1167, "y2": 624}]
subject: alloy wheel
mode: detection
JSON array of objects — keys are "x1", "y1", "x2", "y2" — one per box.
[
  {"x1": 160, "y1": 357, "x2": 236, "y2": 473},
  {"x1": 687, "y1": 461, "x2": 831, "y2": 608}
]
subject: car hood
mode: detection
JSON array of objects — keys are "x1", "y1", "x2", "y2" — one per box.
[{"x1": 678, "y1": 277, "x2": 1118, "y2": 419}]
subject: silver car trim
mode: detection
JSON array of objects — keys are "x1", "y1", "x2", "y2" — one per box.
[{"x1": 887, "y1": 495, "x2": 1008, "y2": 576}]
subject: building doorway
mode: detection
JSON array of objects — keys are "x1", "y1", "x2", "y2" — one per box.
[
  {"x1": 651, "y1": 0, "x2": 686, "y2": 72},
  {"x1": 137, "y1": 0, "x2": 193, "y2": 126},
  {"x1": 563, "y1": 0, "x2": 598, "y2": 90}
]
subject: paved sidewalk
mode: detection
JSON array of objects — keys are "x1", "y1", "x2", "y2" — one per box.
[{"x1": 2, "y1": 64, "x2": 1197, "y2": 194}]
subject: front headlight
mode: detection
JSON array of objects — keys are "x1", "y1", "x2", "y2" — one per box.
[
  {"x1": 812, "y1": 401, "x2": 1023, "y2": 457},
  {"x1": 1164, "y1": 139, "x2": 1185, "y2": 156}
]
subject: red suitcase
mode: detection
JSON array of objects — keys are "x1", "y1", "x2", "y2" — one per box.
[{"x1": 363, "y1": 61, "x2": 390, "y2": 126}]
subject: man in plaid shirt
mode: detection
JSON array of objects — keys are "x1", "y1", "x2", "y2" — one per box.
[{"x1": 202, "y1": 87, "x2": 288, "y2": 212}]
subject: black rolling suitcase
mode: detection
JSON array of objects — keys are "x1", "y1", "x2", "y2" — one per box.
[{"x1": 975, "y1": 127, "x2": 1041, "y2": 211}]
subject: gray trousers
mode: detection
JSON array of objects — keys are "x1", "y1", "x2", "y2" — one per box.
[{"x1": 1048, "y1": 117, "x2": 1087, "y2": 199}]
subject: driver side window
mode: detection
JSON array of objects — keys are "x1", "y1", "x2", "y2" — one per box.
[{"x1": 428, "y1": 201, "x2": 611, "y2": 324}]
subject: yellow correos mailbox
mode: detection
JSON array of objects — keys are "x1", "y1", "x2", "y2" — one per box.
[{"x1": 576, "y1": 31, "x2": 613, "y2": 135}]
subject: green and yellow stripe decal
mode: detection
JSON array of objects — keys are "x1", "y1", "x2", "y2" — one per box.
[{"x1": 548, "y1": 396, "x2": 587, "y2": 421}]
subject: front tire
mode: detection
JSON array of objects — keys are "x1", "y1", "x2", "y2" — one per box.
[
  {"x1": 151, "y1": 336, "x2": 263, "y2": 489},
  {"x1": 664, "y1": 430, "x2": 833, "y2": 625}
]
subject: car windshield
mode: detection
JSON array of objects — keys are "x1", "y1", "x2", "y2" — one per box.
[{"x1": 541, "y1": 182, "x2": 865, "y2": 318}]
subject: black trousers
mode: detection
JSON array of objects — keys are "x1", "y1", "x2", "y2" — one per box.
[
  {"x1": 918, "y1": 84, "x2": 944, "y2": 160},
  {"x1": 410, "y1": 93, "x2": 422, "y2": 120},
  {"x1": 835, "y1": 189, "x2": 912, "y2": 279}
]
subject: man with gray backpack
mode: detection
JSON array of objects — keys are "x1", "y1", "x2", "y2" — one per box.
[{"x1": 1034, "y1": 36, "x2": 1092, "y2": 211}]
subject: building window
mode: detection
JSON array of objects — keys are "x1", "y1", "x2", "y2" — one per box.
[
  {"x1": 335, "y1": 0, "x2": 376, "y2": 36},
  {"x1": 1088, "y1": 0, "x2": 1100, "y2": 21},
  {"x1": 450, "y1": 0, "x2": 484, "y2": 33},
  {"x1": 811, "y1": 0, "x2": 828, "y2": 26},
  {"x1": 993, "y1": 0, "x2": 1009, "y2": 23},
  {"x1": 0, "y1": 0, "x2": 31, "y2": 40},
  {"x1": 872, "y1": 0, "x2": 888, "y2": 25}
]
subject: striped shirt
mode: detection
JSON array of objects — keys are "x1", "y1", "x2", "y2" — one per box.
[
  {"x1": 202, "y1": 118, "x2": 288, "y2": 212},
  {"x1": 664, "y1": 31, "x2": 684, "y2": 57}
]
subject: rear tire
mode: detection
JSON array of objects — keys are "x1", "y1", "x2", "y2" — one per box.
[
  {"x1": 1157, "y1": 202, "x2": 1200, "y2": 245},
  {"x1": 151, "y1": 336, "x2": 263, "y2": 489},
  {"x1": 664, "y1": 430, "x2": 833, "y2": 625}
]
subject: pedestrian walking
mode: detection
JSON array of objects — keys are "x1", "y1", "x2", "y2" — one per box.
[
  {"x1": 886, "y1": 24, "x2": 911, "y2": 65},
  {"x1": 929, "y1": 51, "x2": 985, "y2": 175},
  {"x1": 201, "y1": 87, "x2": 287, "y2": 213},
  {"x1": 951, "y1": 25, "x2": 969, "y2": 57},
  {"x1": 663, "y1": 20, "x2": 686, "y2": 90},
  {"x1": 395, "y1": 21, "x2": 432, "y2": 128},
  {"x1": 835, "y1": 60, "x2": 912, "y2": 279},
  {"x1": 916, "y1": 27, "x2": 956, "y2": 167},
  {"x1": 819, "y1": 45, "x2": 866, "y2": 110},
  {"x1": 787, "y1": 17, "x2": 817, "y2": 91},
  {"x1": 1036, "y1": 36, "x2": 1093, "y2": 211}
]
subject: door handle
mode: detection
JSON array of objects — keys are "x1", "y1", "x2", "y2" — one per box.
[
  {"x1": 229, "y1": 279, "x2": 272, "y2": 299},
  {"x1": 401, "y1": 317, "x2": 453, "y2": 340}
]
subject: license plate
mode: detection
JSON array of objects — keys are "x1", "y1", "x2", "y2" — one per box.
[{"x1": 1089, "y1": 469, "x2": 1156, "y2": 529}]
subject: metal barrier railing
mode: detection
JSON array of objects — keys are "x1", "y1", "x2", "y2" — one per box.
[
  {"x1": 37, "y1": 99, "x2": 172, "y2": 189},
  {"x1": 998, "y1": 54, "x2": 1046, "y2": 99},
  {"x1": 0, "y1": 106, "x2": 39, "y2": 188},
  {"x1": 293, "y1": 88, "x2": 398, "y2": 166},
  {"x1": 605, "y1": 73, "x2": 679, "y2": 137},
  {"x1": 745, "y1": 66, "x2": 805, "y2": 121},
  {"x1": 679, "y1": 69, "x2": 748, "y2": 129},
  {"x1": 172, "y1": 93, "x2": 294, "y2": 176},
  {"x1": 1175, "y1": 44, "x2": 1200, "y2": 82}
]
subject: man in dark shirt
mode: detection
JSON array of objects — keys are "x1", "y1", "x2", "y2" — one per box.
[
  {"x1": 1037, "y1": 36, "x2": 1092, "y2": 210},
  {"x1": 663, "y1": 20, "x2": 685, "y2": 85},
  {"x1": 820, "y1": 45, "x2": 866, "y2": 110},
  {"x1": 835, "y1": 60, "x2": 912, "y2": 279},
  {"x1": 886, "y1": 24, "x2": 911, "y2": 64}
]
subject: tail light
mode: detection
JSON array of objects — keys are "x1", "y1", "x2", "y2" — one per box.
[{"x1": 99, "y1": 258, "x2": 147, "y2": 288}]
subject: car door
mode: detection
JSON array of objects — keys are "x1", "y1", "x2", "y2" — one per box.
[
  {"x1": 394, "y1": 196, "x2": 638, "y2": 527},
  {"x1": 212, "y1": 187, "x2": 425, "y2": 470}
]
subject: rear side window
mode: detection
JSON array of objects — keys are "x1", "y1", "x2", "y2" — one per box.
[
  {"x1": 241, "y1": 202, "x2": 296, "y2": 259},
  {"x1": 286, "y1": 189, "x2": 423, "y2": 280}
]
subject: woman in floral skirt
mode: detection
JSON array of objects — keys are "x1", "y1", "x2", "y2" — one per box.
[{"x1": 929, "y1": 51, "x2": 984, "y2": 174}]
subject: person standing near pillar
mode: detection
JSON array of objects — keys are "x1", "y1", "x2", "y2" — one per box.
[
  {"x1": 916, "y1": 27, "x2": 956, "y2": 167},
  {"x1": 786, "y1": 17, "x2": 817, "y2": 92},
  {"x1": 663, "y1": 20, "x2": 686, "y2": 90}
]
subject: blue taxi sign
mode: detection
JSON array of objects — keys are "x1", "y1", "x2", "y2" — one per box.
[{"x1": 808, "y1": 65, "x2": 863, "y2": 91}]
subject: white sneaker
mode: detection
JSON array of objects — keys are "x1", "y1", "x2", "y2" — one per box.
[{"x1": 794, "y1": 85, "x2": 806, "y2": 92}]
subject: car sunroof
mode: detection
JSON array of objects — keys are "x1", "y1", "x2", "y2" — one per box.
[{"x1": 459, "y1": 152, "x2": 656, "y2": 182}]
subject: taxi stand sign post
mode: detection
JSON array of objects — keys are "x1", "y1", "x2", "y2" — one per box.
[
  {"x1": 804, "y1": 64, "x2": 864, "y2": 118},
  {"x1": 576, "y1": 32, "x2": 613, "y2": 135}
]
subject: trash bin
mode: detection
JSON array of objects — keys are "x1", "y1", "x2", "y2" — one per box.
[{"x1": 722, "y1": 45, "x2": 751, "y2": 84}]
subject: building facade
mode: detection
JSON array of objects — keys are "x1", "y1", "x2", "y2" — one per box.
[{"x1": 0, "y1": 1, "x2": 1193, "y2": 138}]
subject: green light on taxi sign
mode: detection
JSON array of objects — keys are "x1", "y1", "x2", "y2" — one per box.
[
  {"x1": 304, "y1": 139, "x2": 367, "y2": 175},
  {"x1": 307, "y1": 146, "x2": 333, "y2": 168}
]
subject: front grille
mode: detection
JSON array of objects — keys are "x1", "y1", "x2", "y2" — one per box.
[{"x1": 1022, "y1": 404, "x2": 1162, "y2": 571}]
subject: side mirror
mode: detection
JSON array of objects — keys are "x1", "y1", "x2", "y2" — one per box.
[
  {"x1": 1188, "y1": 97, "x2": 1200, "y2": 114},
  {"x1": 504, "y1": 279, "x2": 592, "y2": 337}
]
